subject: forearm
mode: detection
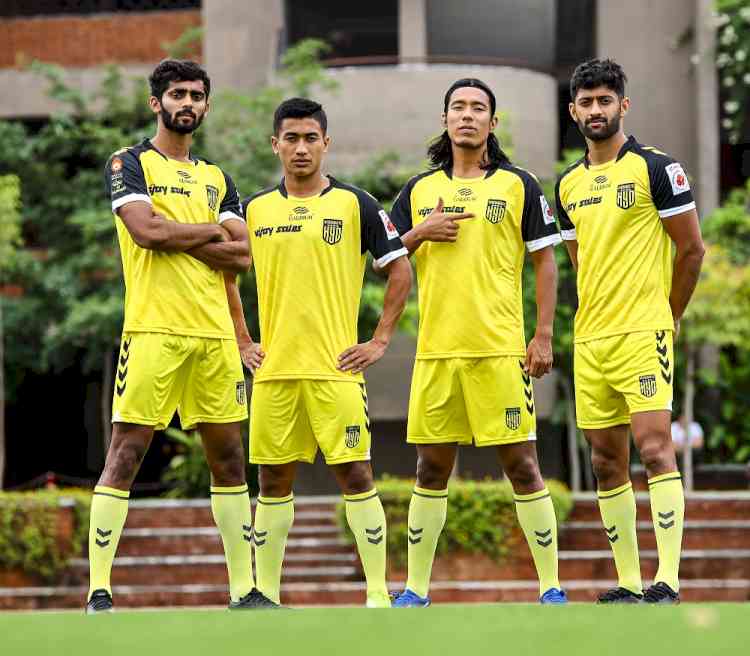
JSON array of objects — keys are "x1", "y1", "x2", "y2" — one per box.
[
  {"x1": 399, "y1": 224, "x2": 426, "y2": 255},
  {"x1": 189, "y1": 241, "x2": 251, "y2": 273},
  {"x1": 372, "y1": 260, "x2": 412, "y2": 344},
  {"x1": 670, "y1": 247, "x2": 705, "y2": 320},
  {"x1": 224, "y1": 273, "x2": 253, "y2": 344},
  {"x1": 149, "y1": 218, "x2": 219, "y2": 252},
  {"x1": 533, "y1": 250, "x2": 558, "y2": 337}
]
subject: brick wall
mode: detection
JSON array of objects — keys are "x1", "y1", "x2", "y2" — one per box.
[{"x1": 0, "y1": 10, "x2": 202, "y2": 68}]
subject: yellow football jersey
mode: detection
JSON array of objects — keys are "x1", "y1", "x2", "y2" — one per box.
[
  {"x1": 555, "y1": 136, "x2": 696, "y2": 343},
  {"x1": 390, "y1": 165, "x2": 561, "y2": 359},
  {"x1": 243, "y1": 177, "x2": 407, "y2": 383},
  {"x1": 105, "y1": 139, "x2": 243, "y2": 338}
]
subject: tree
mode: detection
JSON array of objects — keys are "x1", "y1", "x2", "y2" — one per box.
[{"x1": 0, "y1": 174, "x2": 21, "y2": 489}]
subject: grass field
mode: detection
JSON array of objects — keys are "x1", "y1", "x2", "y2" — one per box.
[{"x1": 1, "y1": 604, "x2": 748, "y2": 656}]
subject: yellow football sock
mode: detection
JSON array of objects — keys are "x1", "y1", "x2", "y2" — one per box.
[
  {"x1": 87, "y1": 486, "x2": 129, "y2": 600},
  {"x1": 253, "y1": 494, "x2": 294, "y2": 604},
  {"x1": 648, "y1": 472, "x2": 685, "y2": 592},
  {"x1": 210, "y1": 484, "x2": 254, "y2": 602},
  {"x1": 344, "y1": 489, "x2": 389, "y2": 606},
  {"x1": 514, "y1": 487, "x2": 561, "y2": 595},
  {"x1": 598, "y1": 481, "x2": 642, "y2": 594},
  {"x1": 405, "y1": 486, "x2": 448, "y2": 598}
]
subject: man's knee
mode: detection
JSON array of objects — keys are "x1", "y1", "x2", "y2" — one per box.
[
  {"x1": 503, "y1": 452, "x2": 542, "y2": 490},
  {"x1": 416, "y1": 449, "x2": 454, "y2": 489},
  {"x1": 106, "y1": 438, "x2": 148, "y2": 486},
  {"x1": 590, "y1": 449, "x2": 627, "y2": 487},
  {"x1": 259, "y1": 465, "x2": 294, "y2": 497},
  {"x1": 334, "y1": 461, "x2": 374, "y2": 496},
  {"x1": 637, "y1": 430, "x2": 675, "y2": 474}
]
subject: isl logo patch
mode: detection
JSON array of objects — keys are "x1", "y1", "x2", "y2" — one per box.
[
  {"x1": 322, "y1": 218, "x2": 343, "y2": 244},
  {"x1": 505, "y1": 407, "x2": 521, "y2": 430},
  {"x1": 345, "y1": 425, "x2": 360, "y2": 448},
  {"x1": 639, "y1": 374, "x2": 657, "y2": 398},
  {"x1": 236, "y1": 381, "x2": 246, "y2": 405}
]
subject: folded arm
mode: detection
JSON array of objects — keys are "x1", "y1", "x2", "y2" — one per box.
[{"x1": 187, "y1": 218, "x2": 251, "y2": 274}]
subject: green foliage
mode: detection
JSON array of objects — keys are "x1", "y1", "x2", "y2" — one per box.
[
  {"x1": 715, "y1": 1, "x2": 750, "y2": 143},
  {"x1": 160, "y1": 427, "x2": 259, "y2": 498},
  {"x1": 160, "y1": 428, "x2": 212, "y2": 499},
  {"x1": 0, "y1": 489, "x2": 91, "y2": 582},
  {"x1": 0, "y1": 174, "x2": 21, "y2": 272},
  {"x1": 336, "y1": 477, "x2": 572, "y2": 568},
  {"x1": 162, "y1": 27, "x2": 204, "y2": 60}
]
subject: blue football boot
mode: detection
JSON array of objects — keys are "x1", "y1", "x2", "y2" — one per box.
[
  {"x1": 540, "y1": 588, "x2": 568, "y2": 604},
  {"x1": 391, "y1": 589, "x2": 431, "y2": 608}
]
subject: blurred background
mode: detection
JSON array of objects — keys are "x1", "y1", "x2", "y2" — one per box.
[{"x1": 1, "y1": 0, "x2": 749, "y2": 497}]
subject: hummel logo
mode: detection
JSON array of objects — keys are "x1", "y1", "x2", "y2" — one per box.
[
  {"x1": 408, "y1": 526, "x2": 423, "y2": 545},
  {"x1": 366, "y1": 526, "x2": 383, "y2": 545},
  {"x1": 252, "y1": 529, "x2": 268, "y2": 547},
  {"x1": 242, "y1": 524, "x2": 252, "y2": 543},
  {"x1": 95, "y1": 527, "x2": 112, "y2": 548},
  {"x1": 658, "y1": 511, "x2": 675, "y2": 529},
  {"x1": 605, "y1": 524, "x2": 619, "y2": 543},
  {"x1": 535, "y1": 529, "x2": 552, "y2": 547},
  {"x1": 656, "y1": 344, "x2": 668, "y2": 357}
]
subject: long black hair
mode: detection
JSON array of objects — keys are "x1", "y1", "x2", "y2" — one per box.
[{"x1": 427, "y1": 78, "x2": 511, "y2": 171}]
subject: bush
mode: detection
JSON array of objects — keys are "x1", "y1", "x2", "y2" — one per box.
[
  {"x1": 0, "y1": 489, "x2": 91, "y2": 582},
  {"x1": 336, "y1": 477, "x2": 573, "y2": 568}
]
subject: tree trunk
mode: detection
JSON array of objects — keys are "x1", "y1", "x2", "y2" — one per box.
[
  {"x1": 560, "y1": 376, "x2": 582, "y2": 492},
  {"x1": 683, "y1": 342, "x2": 696, "y2": 492},
  {"x1": 101, "y1": 347, "x2": 113, "y2": 452},
  {"x1": 0, "y1": 298, "x2": 5, "y2": 490}
]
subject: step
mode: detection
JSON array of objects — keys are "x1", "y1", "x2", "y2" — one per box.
[
  {"x1": 69, "y1": 554, "x2": 360, "y2": 586},
  {"x1": 559, "y1": 520, "x2": 750, "y2": 550},
  {"x1": 125, "y1": 504, "x2": 338, "y2": 529},
  {"x1": 2, "y1": 578, "x2": 748, "y2": 610},
  {"x1": 117, "y1": 529, "x2": 351, "y2": 557},
  {"x1": 568, "y1": 492, "x2": 750, "y2": 521}
]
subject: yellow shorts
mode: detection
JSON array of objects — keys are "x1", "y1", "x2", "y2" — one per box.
[
  {"x1": 574, "y1": 330, "x2": 674, "y2": 429},
  {"x1": 111, "y1": 332, "x2": 247, "y2": 430},
  {"x1": 407, "y1": 357, "x2": 537, "y2": 446},
  {"x1": 249, "y1": 380, "x2": 371, "y2": 465}
]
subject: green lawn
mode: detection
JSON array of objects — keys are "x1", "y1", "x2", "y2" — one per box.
[{"x1": 1, "y1": 604, "x2": 748, "y2": 656}]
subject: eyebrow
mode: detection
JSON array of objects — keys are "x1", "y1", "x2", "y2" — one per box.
[{"x1": 281, "y1": 131, "x2": 322, "y2": 137}]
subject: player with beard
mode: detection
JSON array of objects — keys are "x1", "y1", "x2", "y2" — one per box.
[
  {"x1": 556, "y1": 58, "x2": 705, "y2": 604},
  {"x1": 387, "y1": 78, "x2": 566, "y2": 606},
  {"x1": 88, "y1": 60, "x2": 276, "y2": 613}
]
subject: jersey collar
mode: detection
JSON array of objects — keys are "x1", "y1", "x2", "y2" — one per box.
[
  {"x1": 443, "y1": 165, "x2": 499, "y2": 180},
  {"x1": 583, "y1": 134, "x2": 637, "y2": 168},
  {"x1": 143, "y1": 138, "x2": 199, "y2": 164},
  {"x1": 278, "y1": 174, "x2": 336, "y2": 199}
]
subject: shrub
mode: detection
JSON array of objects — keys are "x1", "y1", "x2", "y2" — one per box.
[
  {"x1": 0, "y1": 489, "x2": 91, "y2": 582},
  {"x1": 336, "y1": 477, "x2": 573, "y2": 568}
]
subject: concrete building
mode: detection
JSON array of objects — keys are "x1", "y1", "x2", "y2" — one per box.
[{"x1": 0, "y1": 1, "x2": 726, "y2": 491}]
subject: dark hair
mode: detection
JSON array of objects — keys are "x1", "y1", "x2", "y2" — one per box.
[
  {"x1": 273, "y1": 98, "x2": 327, "y2": 135},
  {"x1": 428, "y1": 78, "x2": 510, "y2": 171},
  {"x1": 569, "y1": 58, "x2": 627, "y2": 100},
  {"x1": 149, "y1": 59, "x2": 211, "y2": 99}
]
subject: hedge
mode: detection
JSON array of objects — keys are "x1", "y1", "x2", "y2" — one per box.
[
  {"x1": 336, "y1": 477, "x2": 573, "y2": 568},
  {"x1": 0, "y1": 489, "x2": 92, "y2": 582}
]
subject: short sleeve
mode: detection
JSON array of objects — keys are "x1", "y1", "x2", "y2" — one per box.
[
  {"x1": 646, "y1": 154, "x2": 696, "y2": 218},
  {"x1": 518, "y1": 171, "x2": 562, "y2": 252},
  {"x1": 219, "y1": 171, "x2": 243, "y2": 223},
  {"x1": 389, "y1": 179, "x2": 416, "y2": 235},
  {"x1": 555, "y1": 178, "x2": 576, "y2": 240},
  {"x1": 104, "y1": 150, "x2": 150, "y2": 213},
  {"x1": 357, "y1": 190, "x2": 408, "y2": 268}
]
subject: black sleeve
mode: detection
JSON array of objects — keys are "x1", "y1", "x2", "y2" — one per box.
[
  {"x1": 219, "y1": 171, "x2": 243, "y2": 223},
  {"x1": 518, "y1": 171, "x2": 561, "y2": 252},
  {"x1": 555, "y1": 178, "x2": 576, "y2": 238},
  {"x1": 357, "y1": 189, "x2": 408, "y2": 267},
  {"x1": 389, "y1": 178, "x2": 416, "y2": 235},
  {"x1": 645, "y1": 152, "x2": 696, "y2": 218},
  {"x1": 104, "y1": 150, "x2": 149, "y2": 213}
]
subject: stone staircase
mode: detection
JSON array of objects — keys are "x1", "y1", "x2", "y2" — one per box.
[{"x1": 1, "y1": 492, "x2": 748, "y2": 609}]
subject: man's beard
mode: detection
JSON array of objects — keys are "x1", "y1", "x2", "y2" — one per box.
[
  {"x1": 161, "y1": 107, "x2": 204, "y2": 135},
  {"x1": 579, "y1": 112, "x2": 621, "y2": 141}
]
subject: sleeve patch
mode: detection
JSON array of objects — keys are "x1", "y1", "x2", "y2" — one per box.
[
  {"x1": 665, "y1": 162, "x2": 690, "y2": 196},
  {"x1": 540, "y1": 195, "x2": 555, "y2": 225},
  {"x1": 379, "y1": 209, "x2": 400, "y2": 240}
]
